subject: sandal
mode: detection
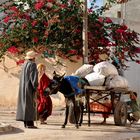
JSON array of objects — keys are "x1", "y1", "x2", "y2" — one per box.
[{"x1": 26, "y1": 126, "x2": 38, "y2": 129}]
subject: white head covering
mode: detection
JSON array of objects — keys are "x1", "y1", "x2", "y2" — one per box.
[
  {"x1": 99, "y1": 53, "x2": 109, "y2": 61},
  {"x1": 25, "y1": 50, "x2": 37, "y2": 60}
]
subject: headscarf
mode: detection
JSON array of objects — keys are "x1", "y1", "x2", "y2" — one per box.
[{"x1": 37, "y1": 63, "x2": 46, "y2": 81}]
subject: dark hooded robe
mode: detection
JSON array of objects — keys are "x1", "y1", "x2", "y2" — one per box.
[{"x1": 16, "y1": 60, "x2": 38, "y2": 122}]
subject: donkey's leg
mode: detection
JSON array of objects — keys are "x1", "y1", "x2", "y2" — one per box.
[
  {"x1": 73, "y1": 98, "x2": 79, "y2": 129},
  {"x1": 62, "y1": 103, "x2": 69, "y2": 128},
  {"x1": 79, "y1": 102, "x2": 84, "y2": 126}
]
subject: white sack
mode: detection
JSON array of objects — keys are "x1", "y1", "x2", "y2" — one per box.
[
  {"x1": 93, "y1": 61, "x2": 118, "y2": 77},
  {"x1": 105, "y1": 75, "x2": 128, "y2": 89},
  {"x1": 85, "y1": 72, "x2": 105, "y2": 86},
  {"x1": 74, "y1": 64, "x2": 94, "y2": 77}
]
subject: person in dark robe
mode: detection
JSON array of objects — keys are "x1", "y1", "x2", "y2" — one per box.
[
  {"x1": 37, "y1": 63, "x2": 52, "y2": 124},
  {"x1": 16, "y1": 50, "x2": 38, "y2": 129},
  {"x1": 127, "y1": 91, "x2": 140, "y2": 124}
]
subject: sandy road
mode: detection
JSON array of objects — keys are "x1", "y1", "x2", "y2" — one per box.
[{"x1": 0, "y1": 109, "x2": 140, "y2": 140}]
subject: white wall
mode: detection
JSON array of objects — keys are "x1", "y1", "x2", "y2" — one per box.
[
  {"x1": 122, "y1": 0, "x2": 140, "y2": 94},
  {"x1": 103, "y1": 0, "x2": 140, "y2": 94}
]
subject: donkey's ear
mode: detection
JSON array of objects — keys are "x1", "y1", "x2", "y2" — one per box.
[
  {"x1": 60, "y1": 73, "x2": 65, "y2": 80},
  {"x1": 61, "y1": 73, "x2": 66, "y2": 77},
  {"x1": 53, "y1": 71, "x2": 56, "y2": 75}
]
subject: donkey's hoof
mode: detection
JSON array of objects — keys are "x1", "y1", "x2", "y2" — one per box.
[
  {"x1": 61, "y1": 125, "x2": 65, "y2": 128},
  {"x1": 75, "y1": 124, "x2": 79, "y2": 129}
]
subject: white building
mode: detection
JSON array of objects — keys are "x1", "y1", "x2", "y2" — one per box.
[{"x1": 103, "y1": 0, "x2": 140, "y2": 94}]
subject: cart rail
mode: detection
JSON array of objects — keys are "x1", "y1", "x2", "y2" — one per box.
[
  {"x1": 84, "y1": 85, "x2": 130, "y2": 94},
  {"x1": 84, "y1": 85, "x2": 131, "y2": 126}
]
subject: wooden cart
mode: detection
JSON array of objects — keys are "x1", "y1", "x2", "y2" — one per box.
[{"x1": 84, "y1": 85, "x2": 130, "y2": 126}]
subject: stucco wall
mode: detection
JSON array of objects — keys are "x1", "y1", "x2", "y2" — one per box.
[{"x1": 0, "y1": 57, "x2": 20, "y2": 108}]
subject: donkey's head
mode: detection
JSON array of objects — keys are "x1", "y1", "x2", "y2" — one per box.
[
  {"x1": 47, "y1": 71, "x2": 65, "y2": 95},
  {"x1": 53, "y1": 71, "x2": 65, "y2": 82}
]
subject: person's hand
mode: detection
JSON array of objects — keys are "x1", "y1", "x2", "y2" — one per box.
[{"x1": 44, "y1": 88, "x2": 51, "y2": 96}]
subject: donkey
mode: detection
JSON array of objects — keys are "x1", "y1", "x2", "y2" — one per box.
[{"x1": 47, "y1": 71, "x2": 89, "y2": 128}]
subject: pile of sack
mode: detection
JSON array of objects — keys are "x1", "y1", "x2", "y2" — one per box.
[{"x1": 73, "y1": 61, "x2": 128, "y2": 89}]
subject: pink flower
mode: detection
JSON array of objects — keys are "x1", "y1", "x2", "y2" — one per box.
[
  {"x1": 44, "y1": 31, "x2": 49, "y2": 37},
  {"x1": 44, "y1": 21, "x2": 48, "y2": 27},
  {"x1": 32, "y1": 20, "x2": 38, "y2": 27},
  {"x1": 3, "y1": 16, "x2": 10, "y2": 23},
  {"x1": 16, "y1": 59, "x2": 25, "y2": 65},
  {"x1": 135, "y1": 47, "x2": 140, "y2": 53},
  {"x1": 68, "y1": 49, "x2": 77, "y2": 54},
  {"x1": 47, "y1": 2, "x2": 53, "y2": 8},
  {"x1": 24, "y1": 14, "x2": 30, "y2": 20},
  {"x1": 105, "y1": 17, "x2": 112, "y2": 23},
  {"x1": 88, "y1": 9, "x2": 93, "y2": 13},
  {"x1": 98, "y1": 17, "x2": 103, "y2": 23},
  {"x1": 22, "y1": 23, "x2": 27, "y2": 29},
  {"x1": 121, "y1": 24, "x2": 128, "y2": 30},
  {"x1": 117, "y1": 0, "x2": 128, "y2": 4},
  {"x1": 108, "y1": 42, "x2": 116, "y2": 46},
  {"x1": 95, "y1": 23, "x2": 102, "y2": 28},
  {"x1": 116, "y1": 29, "x2": 125, "y2": 33},
  {"x1": 35, "y1": 2, "x2": 44, "y2": 10},
  {"x1": 7, "y1": 46, "x2": 19, "y2": 54},
  {"x1": 11, "y1": 13, "x2": 16, "y2": 17},
  {"x1": 136, "y1": 60, "x2": 140, "y2": 64},
  {"x1": 60, "y1": 4, "x2": 67, "y2": 9},
  {"x1": 10, "y1": 6, "x2": 18, "y2": 12},
  {"x1": 33, "y1": 37, "x2": 39, "y2": 43},
  {"x1": 74, "y1": 29, "x2": 81, "y2": 33},
  {"x1": 47, "y1": 0, "x2": 54, "y2": 2}
]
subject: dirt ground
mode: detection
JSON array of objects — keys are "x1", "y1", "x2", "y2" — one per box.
[{"x1": 1, "y1": 108, "x2": 140, "y2": 140}]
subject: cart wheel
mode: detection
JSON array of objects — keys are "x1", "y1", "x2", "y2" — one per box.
[
  {"x1": 114, "y1": 101, "x2": 127, "y2": 126},
  {"x1": 69, "y1": 101, "x2": 81, "y2": 124}
]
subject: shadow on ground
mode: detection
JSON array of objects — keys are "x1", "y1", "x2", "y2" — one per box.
[{"x1": 0, "y1": 127, "x2": 24, "y2": 135}]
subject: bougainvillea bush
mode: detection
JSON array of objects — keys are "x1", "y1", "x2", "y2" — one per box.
[{"x1": 0, "y1": 0, "x2": 139, "y2": 68}]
